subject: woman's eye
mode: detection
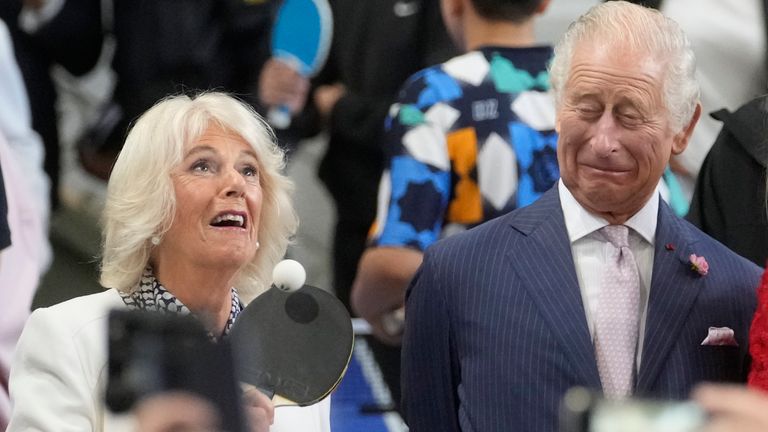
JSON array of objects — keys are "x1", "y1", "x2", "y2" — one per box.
[
  {"x1": 242, "y1": 165, "x2": 259, "y2": 177},
  {"x1": 192, "y1": 160, "x2": 211, "y2": 173}
]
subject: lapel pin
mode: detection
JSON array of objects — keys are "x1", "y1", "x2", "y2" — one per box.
[{"x1": 689, "y1": 254, "x2": 709, "y2": 276}]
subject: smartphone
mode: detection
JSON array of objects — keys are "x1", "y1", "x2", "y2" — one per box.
[
  {"x1": 105, "y1": 309, "x2": 247, "y2": 432},
  {"x1": 560, "y1": 387, "x2": 707, "y2": 432}
]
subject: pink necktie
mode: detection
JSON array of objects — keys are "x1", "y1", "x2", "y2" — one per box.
[{"x1": 594, "y1": 225, "x2": 640, "y2": 399}]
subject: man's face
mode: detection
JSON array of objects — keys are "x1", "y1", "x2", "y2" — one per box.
[{"x1": 555, "y1": 41, "x2": 691, "y2": 222}]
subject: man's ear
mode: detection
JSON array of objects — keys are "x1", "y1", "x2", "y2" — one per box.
[
  {"x1": 536, "y1": 0, "x2": 552, "y2": 15},
  {"x1": 441, "y1": 0, "x2": 463, "y2": 19},
  {"x1": 671, "y1": 103, "x2": 702, "y2": 155}
]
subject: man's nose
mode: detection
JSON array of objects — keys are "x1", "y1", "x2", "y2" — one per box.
[{"x1": 592, "y1": 111, "x2": 619, "y2": 157}]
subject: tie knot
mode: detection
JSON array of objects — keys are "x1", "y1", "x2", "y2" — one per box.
[{"x1": 601, "y1": 225, "x2": 630, "y2": 249}]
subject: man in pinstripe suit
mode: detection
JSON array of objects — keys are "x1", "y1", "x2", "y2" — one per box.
[{"x1": 401, "y1": 2, "x2": 762, "y2": 431}]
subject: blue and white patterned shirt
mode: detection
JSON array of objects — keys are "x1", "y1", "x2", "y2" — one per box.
[{"x1": 372, "y1": 46, "x2": 559, "y2": 251}]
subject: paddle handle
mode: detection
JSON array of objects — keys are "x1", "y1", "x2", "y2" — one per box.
[
  {"x1": 242, "y1": 382, "x2": 276, "y2": 401},
  {"x1": 258, "y1": 386, "x2": 276, "y2": 399},
  {"x1": 253, "y1": 385, "x2": 297, "y2": 407}
]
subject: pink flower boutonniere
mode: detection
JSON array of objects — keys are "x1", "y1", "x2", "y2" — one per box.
[{"x1": 689, "y1": 254, "x2": 709, "y2": 276}]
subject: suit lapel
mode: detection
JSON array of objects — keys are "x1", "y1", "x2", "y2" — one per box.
[
  {"x1": 636, "y1": 200, "x2": 701, "y2": 393},
  {"x1": 508, "y1": 188, "x2": 602, "y2": 388}
]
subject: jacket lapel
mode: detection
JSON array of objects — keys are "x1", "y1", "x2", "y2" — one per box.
[
  {"x1": 508, "y1": 187, "x2": 602, "y2": 388},
  {"x1": 636, "y1": 200, "x2": 701, "y2": 393}
]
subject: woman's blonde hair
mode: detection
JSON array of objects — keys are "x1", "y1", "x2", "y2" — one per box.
[{"x1": 100, "y1": 92, "x2": 298, "y2": 302}]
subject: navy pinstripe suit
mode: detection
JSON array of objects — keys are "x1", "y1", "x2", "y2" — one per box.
[{"x1": 402, "y1": 186, "x2": 760, "y2": 432}]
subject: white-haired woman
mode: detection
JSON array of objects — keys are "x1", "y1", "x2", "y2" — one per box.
[{"x1": 6, "y1": 92, "x2": 330, "y2": 432}]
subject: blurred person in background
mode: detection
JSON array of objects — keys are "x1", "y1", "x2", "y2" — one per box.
[
  {"x1": 6, "y1": 92, "x2": 330, "y2": 432},
  {"x1": 350, "y1": 0, "x2": 558, "y2": 408},
  {"x1": 686, "y1": 94, "x2": 768, "y2": 267},
  {"x1": 259, "y1": 0, "x2": 457, "y2": 410},
  {"x1": 0, "y1": 0, "x2": 73, "y2": 210},
  {"x1": 132, "y1": 392, "x2": 230, "y2": 432},
  {"x1": 17, "y1": 0, "x2": 283, "y2": 181},
  {"x1": 261, "y1": 0, "x2": 457, "y2": 314},
  {"x1": 0, "y1": 17, "x2": 50, "y2": 430}
]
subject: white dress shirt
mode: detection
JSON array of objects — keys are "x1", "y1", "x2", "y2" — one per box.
[{"x1": 558, "y1": 180, "x2": 658, "y2": 369}]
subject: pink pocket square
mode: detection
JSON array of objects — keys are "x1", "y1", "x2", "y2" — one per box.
[{"x1": 700, "y1": 326, "x2": 738, "y2": 346}]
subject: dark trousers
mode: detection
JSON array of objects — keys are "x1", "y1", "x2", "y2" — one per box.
[{"x1": 366, "y1": 337, "x2": 402, "y2": 411}]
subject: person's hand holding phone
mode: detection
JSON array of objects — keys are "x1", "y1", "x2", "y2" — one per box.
[
  {"x1": 133, "y1": 389, "x2": 274, "y2": 432},
  {"x1": 134, "y1": 392, "x2": 223, "y2": 432},
  {"x1": 693, "y1": 384, "x2": 768, "y2": 432}
]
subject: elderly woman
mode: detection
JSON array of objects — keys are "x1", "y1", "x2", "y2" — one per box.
[{"x1": 6, "y1": 92, "x2": 330, "y2": 431}]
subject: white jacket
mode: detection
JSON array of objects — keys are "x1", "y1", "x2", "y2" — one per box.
[{"x1": 7, "y1": 290, "x2": 331, "y2": 431}]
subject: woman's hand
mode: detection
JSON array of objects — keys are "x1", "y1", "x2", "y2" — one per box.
[{"x1": 242, "y1": 385, "x2": 275, "y2": 432}]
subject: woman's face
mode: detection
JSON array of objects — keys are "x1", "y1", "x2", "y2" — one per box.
[{"x1": 154, "y1": 124, "x2": 263, "y2": 272}]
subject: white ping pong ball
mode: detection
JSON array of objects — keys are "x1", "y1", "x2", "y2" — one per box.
[{"x1": 272, "y1": 259, "x2": 306, "y2": 292}]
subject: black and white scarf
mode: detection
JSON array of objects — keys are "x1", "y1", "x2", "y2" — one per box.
[{"x1": 120, "y1": 267, "x2": 243, "y2": 341}]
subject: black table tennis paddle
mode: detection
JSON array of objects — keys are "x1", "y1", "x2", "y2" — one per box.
[{"x1": 229, "y1": 260, "x2": 353, "y2": 406}]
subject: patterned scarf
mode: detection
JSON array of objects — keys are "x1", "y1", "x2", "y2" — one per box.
[{"x1": 120, "y1": 267, "x2": 243, "y2": 341}]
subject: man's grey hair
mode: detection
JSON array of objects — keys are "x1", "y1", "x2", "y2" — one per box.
[{"x1": 548, "y1": 1, "x2": 700, "y2": 132}]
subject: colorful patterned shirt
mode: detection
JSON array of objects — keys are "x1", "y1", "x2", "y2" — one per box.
[{"x1": 372, "y1": 46, "x2": 559, "y2": 251}]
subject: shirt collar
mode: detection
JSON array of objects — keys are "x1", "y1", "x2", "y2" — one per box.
[
  {"x1": 120, "y1": 267, "x2": 244, "y2": 341},
  {"x1": 558, "y1": 179, "x2": 658, "y2": 245}
]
